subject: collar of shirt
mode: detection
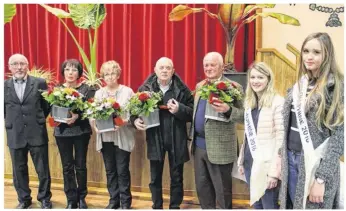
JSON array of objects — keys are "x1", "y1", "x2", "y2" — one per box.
[
  {"x1": 157, "y1": 79, "x2": 172, "y2": 89},
  {"x1": 13, "y1": 74, "x2": 28, "y2": 83},
  {"x1": 157, "y1": 79, "x2": 172, "y2": 95},
  {"x1": 207, "y1": 75, "x2": 223, "y2": 83}
]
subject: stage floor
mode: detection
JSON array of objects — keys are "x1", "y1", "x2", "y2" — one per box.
[{"x1": 4, "y1": 179, "x2": 250, "y2": 209}]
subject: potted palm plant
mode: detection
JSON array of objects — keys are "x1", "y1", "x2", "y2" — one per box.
[
  {"x1": 169, "y1": 4, "x2": 300, "y2": 72},
  {"x1": 40, "y1": 4, "x2": 106, "y2": 94}
]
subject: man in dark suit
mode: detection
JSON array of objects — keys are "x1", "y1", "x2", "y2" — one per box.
[{"x1": 4, "y1": 53, "x2": 53, "y2": 209}]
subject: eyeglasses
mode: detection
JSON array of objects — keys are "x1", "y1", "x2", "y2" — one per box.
[
  {"x1": 104, "y1": 72, "x2": 118, "y2": 77},
  {"x1": 158, "y1": 66, "x2": 173, "y2": 71},
  {"x1": 10, "y1": 62, "x2": 28, "y2": 67},
  {"x1": 64, "y1": 68, "x2": 78, "y2": 72}
]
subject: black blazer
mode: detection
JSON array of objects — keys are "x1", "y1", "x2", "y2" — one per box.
[{"x1": 4, "y1": 75, "x2": 50, "y2": 149}]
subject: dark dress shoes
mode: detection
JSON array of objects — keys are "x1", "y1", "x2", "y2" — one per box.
[
  {"x1": 79, "y1": 199, "x2": 88, "y2": 209},
  {"x1": 66, "y1": 202, "x2": 78, "y2": 209},
  {"x1": 16, "y1": 201, "x2": 32, "y2": 209},
  {"x1": 105, "y1": 203, "x2": 120, "y2": 209},
  {"x1": 121, "y1": 205, "x2": 131, "y2": 209},
  {"x1": 40, "y1": 200, "x2": 53, "y2": 209}
]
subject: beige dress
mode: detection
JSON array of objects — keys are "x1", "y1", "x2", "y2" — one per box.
[{"x1": 94, "y1": 85, "x2": 136, "y2": 152}]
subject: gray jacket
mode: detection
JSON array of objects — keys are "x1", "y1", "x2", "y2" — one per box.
[{"x1": 279, "y1": 74, "x2": 344, "y2": 209}]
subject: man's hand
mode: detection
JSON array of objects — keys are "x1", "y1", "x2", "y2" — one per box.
[
  {"x1": 309, "y1": 180, "x2": 325, "y2": 203},
  {"x1": 65, "y1": 112, "x2": 79, "y2": 125},
  {"x1": 167, "y1": 98, "x2": 179, "y2": 114},
  {"x1": 134, "y1": 118, "x2": 146, "y2": 131},
  {"x1": 211, "y1": 98, "x2": 230, "y2": 113}
]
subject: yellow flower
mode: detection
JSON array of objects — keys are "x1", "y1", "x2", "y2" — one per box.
[{"x1": 63, "y1": 87, "x2": 74, "y2": 95}]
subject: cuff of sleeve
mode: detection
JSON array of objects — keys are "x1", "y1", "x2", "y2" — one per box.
[
  {"x1": 315, "y1": 171, "x2": 328, "y2": 182},
  {"x1": 223, "y1": 107, "x2": 232, "y2": 118}
]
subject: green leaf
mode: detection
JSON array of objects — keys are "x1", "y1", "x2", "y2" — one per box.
[
  {"x1": 40, "y1": 4, "x2": 71, "y2": 18},
  {"x1": 93, "y1": 4, "x2": 107, "y2": 29},
  {"x1": 257, "y1": 12, "x2": 300, "y2": 26},
  {"x1": 68, "y1": 4, "x2": 106, "y2": 29},
  {"x1": 169, "y1": 4, "x2": 217, "y2": 21},
  {"x1": 242, "y1": 4, "x2": 275, "y2": 18},
  {"x1": 4, "y1": 4, "x2": 16, "y2": 24}
]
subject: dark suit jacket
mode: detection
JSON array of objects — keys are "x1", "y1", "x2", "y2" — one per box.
[{"x1": 4, "y1": 75, "x2": 50, "y2": 149}]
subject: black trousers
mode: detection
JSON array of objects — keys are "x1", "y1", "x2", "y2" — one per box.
[
  {"x1": 194, "y1": 147, "x2": 233, "y2": 209},
  {"x1": 101, "y1": 142, "x2": 132, "y2": 207},
  {"x1": 55, "y1": 134, "x2": 90, "y2": 203},
  {"x1": 149, "y1": 149, "x2": 184, "y2": 209},
  {"x1": 9, "y1": 144, "x2": 52, "y2": 203}
]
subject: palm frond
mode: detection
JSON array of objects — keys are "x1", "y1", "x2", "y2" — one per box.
[{"x1": 6, "y1": 66, "x2": 56, "y2": 85}]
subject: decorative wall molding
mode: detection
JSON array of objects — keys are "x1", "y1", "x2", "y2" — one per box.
[{"x1": 309, "y1": 4, "x2": 344, "y2": 27}]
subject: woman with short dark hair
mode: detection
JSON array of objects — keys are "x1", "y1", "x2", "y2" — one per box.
[{"x1": 54, "y1": 59, "x2": 93, "y2": 209}]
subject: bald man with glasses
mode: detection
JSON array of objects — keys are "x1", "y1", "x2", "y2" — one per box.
[{"x1": 4, "y1": 53, "x2": 52, "y2": 209}]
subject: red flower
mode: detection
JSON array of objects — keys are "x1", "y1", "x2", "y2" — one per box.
[
  {"x1": 48, "y1": 117, "x2": 60, "y2": 127},
  {"x1": 208, "y1": 92, "x2": 219, "y2": 104},
  {"x1": 47, "y1": 89, "x2": 53, "y2": 96},
  {"x1": 72, "y1": 91, "x2": 79, "y2": 97},
  {"x1": 113, "y1": 102, "x2": 120, "y2": 110},
  {"x1": 138, "y1": 93, "x2": 149, "y2": 102},
  {"x1": 113, "y1": 117, "x2": 124, "y2": 126},
  {"x1": 88, "y1": 98, "x2": 94, "y2": 103},
  {"x1": 216, "y1": 82, "x2": 228, "y2": 91}
]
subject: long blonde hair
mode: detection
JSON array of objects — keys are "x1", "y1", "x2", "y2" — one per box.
[
  {"x1": 245, "y1": 62, "x2": 277, "y2": 109},
  {"x1": 298, "y1": 32, "x2": 344, "y2": 130}
]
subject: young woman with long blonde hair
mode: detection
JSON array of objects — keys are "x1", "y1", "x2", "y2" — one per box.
[
  {"x1": 237, "y1": 62, "x2": 284, "y2": 209},
  {"x1": 278, "y1": 32, "x2": 344, "y2": 209}
]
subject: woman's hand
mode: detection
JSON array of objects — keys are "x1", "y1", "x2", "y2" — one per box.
[
  {"x1": 65, "y1": 112, "x2": 79, "y2": 125},
  {"x1": 267, "y1": 176, "x2": 278, "y2": 189},
  {"x1": 134, "y1": 118, "x2": 146, "y2": 130},
  {"x1": 238, "y1": 165, "x2": 245, "y2": 175},
  {"x1": 309, "y1": 180, "x2": 325, "y2": 203}
]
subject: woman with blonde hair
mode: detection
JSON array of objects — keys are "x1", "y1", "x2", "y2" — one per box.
[
  {"x1": 90, "y1": 60, "x2": 136, "y2": 209},
  {"x1": 237, "y1": 61, "x2": 284, "y2": 209},
  {"x1": 278, "y1": 32, "x2": 344, "y2": 209}
]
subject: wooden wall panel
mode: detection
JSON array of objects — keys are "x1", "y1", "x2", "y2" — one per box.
[{"x1": 4, "y1": 124, "x2": 249, "y2": 199}]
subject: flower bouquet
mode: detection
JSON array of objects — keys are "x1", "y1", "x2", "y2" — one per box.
[
  {"x1": 42, "y1": 87, "x2": 85, "y2": 123},
  {"x1": 82, "y1": 97, "x2": 123, "y2": 133},
  {"x1": 126, "y1": 91, "x2": 162, "y2": 129},
  {"x1": 198, "y1": 80, "x2": 242, "y2": 122}
]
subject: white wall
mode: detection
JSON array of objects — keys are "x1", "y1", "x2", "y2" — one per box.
[{"x1": 262, "y1": 4, "x2": 344, "y2": 72}]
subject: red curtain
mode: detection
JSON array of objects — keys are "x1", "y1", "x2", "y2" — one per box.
[{"x1": 4, "y1": 4, "x2": 255, "y2": 90}]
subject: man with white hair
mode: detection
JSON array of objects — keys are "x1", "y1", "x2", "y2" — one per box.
[
  {"x1": 131, "y1": 57, "x2": 194, "y2": 209},
  {"x1": 4, "y1": 54, "x2": 52, "y2": 209},
  {"x1": 190, "y1": 52, "x2": 244, "y2": 209}
]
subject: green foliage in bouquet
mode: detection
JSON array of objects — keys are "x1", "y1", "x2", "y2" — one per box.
[
  {"x1": 199, "y1": 81, "x2": 242, "y2": 107},
  {"x1": 82, "y1": 97, "x2": 122, "y2": 120},
  {"x1": 42, "y1": 87, "x2": 85, "y2": 112},
  {"x1": 126, "y1": 91, "x2": 162, "y2": 117}
]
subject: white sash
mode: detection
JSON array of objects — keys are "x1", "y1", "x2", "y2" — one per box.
[
  {"x1": 244, "y1": 108, "x2": 268, "y2": 205},
  {"x1": 244, "y1": 109, "x2": 257, "y2": 159},
  {"x1": 292, "y1": 76, "x2": 330, "y2": 208}
]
